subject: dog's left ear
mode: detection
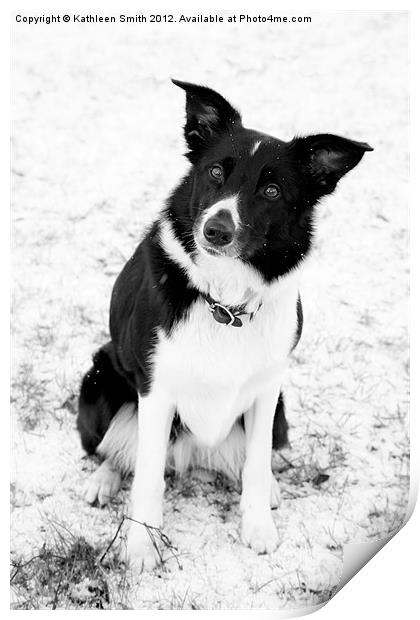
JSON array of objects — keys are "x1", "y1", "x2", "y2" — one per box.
[
  {"x1": 172, "y1": 79, "x2": 242, "y2": 160},
  {"x1": 291, "y1": 133, "x2": 373, "y2": 196}
]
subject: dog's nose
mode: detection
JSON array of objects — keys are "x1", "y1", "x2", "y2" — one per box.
[{"x1": 203, "y1": 211, "x2": 235, "y2": 246}]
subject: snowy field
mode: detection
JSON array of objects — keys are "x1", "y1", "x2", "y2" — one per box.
[{"x1": 11, "y1": 11, "x2": 409, "y2": 610}]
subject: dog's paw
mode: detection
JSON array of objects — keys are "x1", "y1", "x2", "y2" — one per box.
[
  {"x1": 270, "y1": 475, "x2": 282, "y2": 509},
  {"x1": 123, "y1": 521, "x2": 161, "y2": 572},
  {"x1": 83, "y1": 461, "x2": 121, "y2": 506},
  {"x1": 241, "y1": 511, "x2": 280, "y2": 554}
]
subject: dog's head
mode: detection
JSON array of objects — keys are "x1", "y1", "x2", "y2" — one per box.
[{"x1": 172, "y1": 80, "x2": 373, "y2": 281}]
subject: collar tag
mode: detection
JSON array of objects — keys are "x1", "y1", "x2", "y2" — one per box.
[
  {"x1": 210, "y1": 303, "x2": 243, "y2": 327},
  {"x1": 204, "y1": 293, "x2": 261, "y2": 327}
]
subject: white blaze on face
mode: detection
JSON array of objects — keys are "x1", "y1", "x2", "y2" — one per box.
[
  {"x1": 250, "y1": 140, "x2": 262, "y2": 156},
  {"x1": 202, "y1": 194, "x2": 240, "y2": 229}
]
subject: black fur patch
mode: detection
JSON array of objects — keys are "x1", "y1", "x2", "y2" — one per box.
[
  {"x1": 109, "y1": 222, "x2": 200, "y2": 396},
  {"x1": 291, "y1": 295, "x2": 304, "y2": 352},
  {"x1": 77, "y1": 343, "x2": 137, "y2": 454},
  {"x1": 272, "y1": 392, "x2": 289, "y2": 450}
]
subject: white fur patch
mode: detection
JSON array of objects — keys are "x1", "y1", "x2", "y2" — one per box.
[
  {"x1": 168, "y1": 421, "x2": 246, "y2": 481},
  {"x1": 83, "y1": 458, "x2": 122, "y2": 505},
  {"x1": 151, "y1": 270, "x2": 299, "y2": 449},
  {"x1": 159, "y1": 218, "x2": 194, "y2": 275},
  {"x1": 201, "y1": 194, "x2": 240, "y2": 227},
  {"x1": 160, "y1": 217, "x2": 266, "y2": 309},
  {"x1": 250, "y1": 140, "x2": 262, "y2": 156},
  {"x1": 97, "y1": 403, "x2": 138, "y2": 476}
]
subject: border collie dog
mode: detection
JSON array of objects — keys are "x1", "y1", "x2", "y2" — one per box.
[{"x1": 77, "y1": 80, "x2": 372, "y2": 570}]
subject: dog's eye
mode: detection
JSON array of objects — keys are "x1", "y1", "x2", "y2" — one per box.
[
  {"x1": 264, "y1": 184, "x2": 280, "y2": 199},
  {"x1": 209, "y1": 165, "x2": 224, "y2": 181}
]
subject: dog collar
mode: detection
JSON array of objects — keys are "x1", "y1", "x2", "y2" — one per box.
[{"x1": 203, "y1": 293, "x2": 261, "y2": 327}]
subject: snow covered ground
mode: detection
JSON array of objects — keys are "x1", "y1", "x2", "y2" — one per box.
[{"x1": 11, "y1": 11, "x2": 409, "y2": 610}]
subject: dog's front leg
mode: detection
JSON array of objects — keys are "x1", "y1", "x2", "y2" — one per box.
[
  {"x1": 240, "y1": 385, "x2": 280, "y2": 554},
  {"x1": 125, "y1": 389, "x2": 174, "y2": 571}
]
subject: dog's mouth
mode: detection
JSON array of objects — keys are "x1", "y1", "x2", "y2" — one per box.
[{"x1": 194, "y1": 232, "x2": 241, "y2": 259}]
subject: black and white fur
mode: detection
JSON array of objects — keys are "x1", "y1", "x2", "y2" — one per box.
[{"x1": 77, "y1": 80, "x2": 372, "y2": 570}]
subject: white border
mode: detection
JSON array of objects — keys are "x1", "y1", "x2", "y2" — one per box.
[{"x1": 5, "y1": 2, "x2": 416, "y2": 618}]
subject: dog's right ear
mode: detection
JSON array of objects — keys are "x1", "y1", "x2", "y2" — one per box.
[{"x1": 172, "y1": 79, "x2": 242, "y2": 160}]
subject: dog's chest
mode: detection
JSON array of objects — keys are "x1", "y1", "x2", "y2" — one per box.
[{"x1": 152, "y1": 290, "x2": 298, "y2": 446}]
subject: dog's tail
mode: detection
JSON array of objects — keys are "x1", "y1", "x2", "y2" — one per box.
[{"x1": 77, "y1": 342, "x2": 137, "y2": 455}]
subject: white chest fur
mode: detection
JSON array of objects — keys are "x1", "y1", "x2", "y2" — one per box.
[{"x1": 151, "y1": 274, "x2": 300, "y2": 448}]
